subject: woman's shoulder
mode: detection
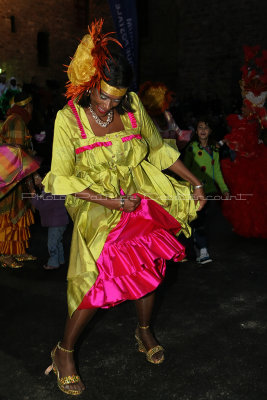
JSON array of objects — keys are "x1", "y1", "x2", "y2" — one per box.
[
  {"x1": 55, "y1": 101, "x2": 82, "y2": 127},
  {"x1": 57, "y1": 102, "x2": 75, "y2": 117},
  {"x1": 129, "y1": 91, "x2": 139, "y2": 101},
  {"x1": 129, "y1": 91, "x2": 142, "y2": 109}
]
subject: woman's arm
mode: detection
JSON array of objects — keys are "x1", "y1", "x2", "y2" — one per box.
[
  {"x1": 168, "y1": 158, "x2": 206, "y2": 211},
  {"x1": 73, "y1": 188, "x2": 140, "y2": 213}
]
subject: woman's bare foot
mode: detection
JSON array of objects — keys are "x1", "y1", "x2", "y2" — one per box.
[
  {"x1": 137, "y1": 326, "x2": 164, "y2": 363},
  {"x1": 53, "y1": 344, "x2": 85, "y2": 393}
]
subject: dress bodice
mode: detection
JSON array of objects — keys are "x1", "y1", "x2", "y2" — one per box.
[{"x1": 43, "y1": 92, "x2": 180, "y2": 200}]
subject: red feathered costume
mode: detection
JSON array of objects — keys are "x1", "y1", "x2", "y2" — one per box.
[
  {"x1": 221, "y1": 46, "x2": 267, "y2": 238},
  {"x1": 221, "y1": 114, "x2": 267, "y2": 238}
]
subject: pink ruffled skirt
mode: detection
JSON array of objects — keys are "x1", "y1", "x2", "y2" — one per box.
[{"x1": 78, "y1": 195, "x2": 185, "y2": 309}]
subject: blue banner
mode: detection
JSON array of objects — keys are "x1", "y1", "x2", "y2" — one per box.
[{"x1": 108, "y1": 0, "x2": 139, "y2": 91}]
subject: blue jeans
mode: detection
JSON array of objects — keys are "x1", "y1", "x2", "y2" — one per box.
[
  {"x1": 47, "y1": 226, "x2": 67, "y2": 267},
  {"x1": 192, "y1": 202, "x2": 210, "y2": 250}
]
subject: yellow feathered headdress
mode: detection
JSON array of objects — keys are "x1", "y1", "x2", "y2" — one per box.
[{"x1": 65, "y1": 19, "x2": 122, "y2": 100}]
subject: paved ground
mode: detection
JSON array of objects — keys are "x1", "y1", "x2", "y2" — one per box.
[{"x1": 1, "y1": 202, "x2": 266, "y2": 400}]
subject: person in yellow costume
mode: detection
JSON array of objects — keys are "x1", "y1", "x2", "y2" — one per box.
[
  {"x1": 0, "y1": 91, "x2": 39, "y2": 268},
  {"x1": 43, "y1": 20, "x2": 206, "y2": 396}
]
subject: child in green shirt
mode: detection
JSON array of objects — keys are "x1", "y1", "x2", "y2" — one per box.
[{"x1": 183, "y1": 117, "x2": 229, "y2": 264}]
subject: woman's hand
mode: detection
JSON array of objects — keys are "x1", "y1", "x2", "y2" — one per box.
[
  {"x1": 167, "y1": 159, "x2": 208, "y2": 210},
  {"x1": 33, "y1": 173, "x2": 44, "y2": 190},
  {"x1": 73, "y1": 188, "x2": 141, "y2": 212},
  {"x1": 124, "y1": 195, "x2": 141, "y2": 212},
  {"x1": 192, "y1": 187, "x2": 206, "y2": 211},
  {"x1": 115, "y1": 194, "x2": 141, "y2": 213}
]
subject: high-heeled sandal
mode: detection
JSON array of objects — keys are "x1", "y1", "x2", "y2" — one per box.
[
  {"x1": 14, "y1": 253, "x2": 37, "y2": 261},
  {"x1": 135, "y1": 325, "x2": 164, "y2": 364},
  {"x1": 0, "y1": 255, "x2": 23, "y2": 268},
  {"x1": 45, "y1": 341, "x2": 83, "y2": 396}
]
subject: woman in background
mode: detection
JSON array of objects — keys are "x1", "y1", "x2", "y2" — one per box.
[
  {"x1": 139, "y1": 81, "x2": 193, "y2": 151},
  {"x1": 0, "y1": 91, "x2": 39, "y2": 268}
]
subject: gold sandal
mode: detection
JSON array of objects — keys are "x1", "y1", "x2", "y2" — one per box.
[
  {"x1": 0, "y1": 255, "x2": 23, "y2": 269},
  {"x1": 14, "y1": 253, "x2": 37, "y2": 261},
  {"x1": 135, "y1": 325, "x2": 164, "y2": 364},
  {"x1": 45, "y1": 342, "x2": 83, "y2": 396}
]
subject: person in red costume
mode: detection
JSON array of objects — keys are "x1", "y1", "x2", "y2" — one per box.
[{"x1": 221, "y1": 45, "x2": 267, "y2": 238}]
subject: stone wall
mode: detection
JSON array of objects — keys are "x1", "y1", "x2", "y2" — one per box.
[
  {"x1": 0, "y1": 0, "x2": 113, "y2": 87},
  {"x1": 0, "y1": 0, "x2": 266, "y2": 109}
]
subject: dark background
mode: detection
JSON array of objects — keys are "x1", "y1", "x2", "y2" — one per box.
[{"x1": 1, "y1": 0, "x2": 267, "y2": 111}]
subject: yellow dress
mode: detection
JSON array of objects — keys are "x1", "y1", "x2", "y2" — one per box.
[{"x1": 43, "y1": 92, "x2": 197, "y2": 316}]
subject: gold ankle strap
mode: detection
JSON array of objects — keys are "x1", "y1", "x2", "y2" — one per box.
[
  {"x1": 138, "y1": 324, "x2": 150, "y2": 329},
  {"x1": 57, "y1": 341, "x2": 74, "y2": 353}
]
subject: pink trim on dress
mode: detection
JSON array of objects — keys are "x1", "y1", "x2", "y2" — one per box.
[
  {"x1": 68, "y1": 100, "x2": 87, "y2": 139},
  {"x1": 75, "y1": 135, "x2": 140, "y2": 154},
  {"x1": 75, "y1": 141, "x2": 112, "y2": 154},
  {"x1": 128, "y1": 112, "x2": 137, "y2": 128},
  {"x1": 121, "y1": 134, "x2": 142, "y2": 142}
]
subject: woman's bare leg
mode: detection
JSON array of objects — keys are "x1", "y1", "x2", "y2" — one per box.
[
  {"x1": 134, "y1": 291, "x2": 164, "y2": 362},
  {"x1": 53, "y1": 308, "x2": 98, "y2": 392}
]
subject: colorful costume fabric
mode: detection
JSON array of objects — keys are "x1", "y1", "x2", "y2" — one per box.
[
  {"x1": 43, "y1": 93, "x2": 198, "y2": 316},
  {"x1": 221, "y1": 114, "x2": 267, "y2": 238},
  {"x1": 0, "y1": 109, "x2": 38, "y2": 255},
  {"x1": 0, "y1": 145, "x2": 39, "y2": 199},
  {"x1": 153, "y1": 111, "x2": 193, "y2": 152},
  {"x1": 183, "y1": 141, "x2": 229, "y2": 195}
]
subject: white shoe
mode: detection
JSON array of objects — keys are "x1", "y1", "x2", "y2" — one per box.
[{"x1": 196, "y1": 248, "x2": 213, "y2": 264}]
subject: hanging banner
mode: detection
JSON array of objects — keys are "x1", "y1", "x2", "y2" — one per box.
[{"x1": 108, "y1": 0, "x2": 139, "y2": 91}]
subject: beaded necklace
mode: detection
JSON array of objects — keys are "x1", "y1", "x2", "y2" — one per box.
[{"x1": 88, "y1": 104, "x2": 113, "y2": 128}]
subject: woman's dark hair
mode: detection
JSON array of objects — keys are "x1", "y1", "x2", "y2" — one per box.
[
  {"x1": 79, "y1": 46, "x2": 134, "y2": 114},
  {"x1": 104, "y1": 47, "x2": 133, "y2": 89}
]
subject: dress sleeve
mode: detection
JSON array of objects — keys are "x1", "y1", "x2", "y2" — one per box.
[
  {"x1": 42, "y1": 109, "x2": 95, "y2": 195},
  {"x1": 134, "y1": 93, "x2": 180, "y2": 170},
  {"x1": 214, "y1": 152, "x2": 229, "y2": 193}
]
